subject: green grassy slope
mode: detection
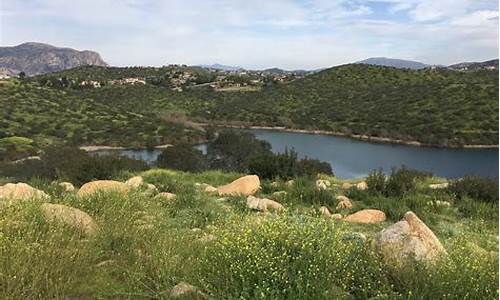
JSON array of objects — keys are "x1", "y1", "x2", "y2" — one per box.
[{"x1": 0, "y1": 170, "x2": 497, "y2": 299}]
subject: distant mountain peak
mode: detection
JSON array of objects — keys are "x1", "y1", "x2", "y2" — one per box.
[
  {"x1": 197, "y1": 63, "x2": 244, "y2": 71},
  {"x1": 356, "y1": 57, "x2": 429, "y2": 69},
  {"x1": 0, "y1": 42, "x2": 108, "y2": 76}
]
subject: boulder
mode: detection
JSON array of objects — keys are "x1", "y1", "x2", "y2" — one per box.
[
  {"x1": 0, "y1": 183, "x2": 49, "y2": 202},
  {"x1": 429, "y1": 182, "x2": 449, "y2": 189},
  {"x1": 77, "y1": 180, "x2": 129, "y2": 197},
  {"x1": 319, "y1": 206, "x2": 332, "y2": 217},
  {"x1": 246, "y1": 195, "x2": 283, "y2": 212},
  {"x1": 157, "y1": 192, "x2": 176, "y2": 201},
  {"x1": 125, "y1": 176, "x2": 144, "y2": 189},
  {"x1": 217, "y1": 175, "x2": 260, "y2": 196},
  {"x1": 316, "y1": 179, "x2": 331, "y2": 190},
  {"x1": 170, "y1": 282, "x2": 205, "y2": 299},
  {"x1": 59, "y1": 182, "x2": 75, "y2": 192},
  {"x1": 271, "y1": 191, "x2": 287, "y2": 198},
  {"x1": 375, "y1": 211, "x2": 447, "y2": 268},
  {"x1": 356, "y1": 181, "x2": 368, "y2": 191},
  {"x1": 331, "y1": 213, "x2": 343, "y2": 220},
  {"x1": 285, "y1": 180, "x2": 295, "y2": 187},
  {"x1": 336, "y1": 195, "x2": 353, "y2": 210},
  {"x1": 41, "y1": 203, "x2": 97, "y2": 235},
  {"x1": 341, "y1": 182, "x2": 353, "y2": 190},
  {"x1": 146, "y1": 183, "x2": 157, "y2": 192},
  {"x1": 344, "y1": 209, "x2": 386, "y2": 224}
]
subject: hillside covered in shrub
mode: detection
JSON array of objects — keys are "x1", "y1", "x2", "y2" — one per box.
[{"x1": 1, "y1": 64, "x2": 497, "y2": 156}]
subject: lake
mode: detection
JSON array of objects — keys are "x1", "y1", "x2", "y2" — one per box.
[{"x1": 91, "y1": 129, "x2": 498, "y2": 179}]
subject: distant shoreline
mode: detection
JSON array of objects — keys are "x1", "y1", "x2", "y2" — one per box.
[
  {"x1": 80, "y1": 144, "x2": 171, "y2": 152},
  {"x1": 196, "y1": 123, "x2": 499, "y2": 149}
]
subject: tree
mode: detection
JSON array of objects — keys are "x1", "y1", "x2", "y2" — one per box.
[
  {"x1": 206, "y1": 130, "x2": 272, "y2": 172},
  {"x1": 157, "y1": 144, "x2": 207, "y2": 172},
  {"x1": 18, "y1": 71, "x2": 26, "y2": 80}
]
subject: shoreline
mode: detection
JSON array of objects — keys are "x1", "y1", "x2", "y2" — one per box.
[
  {"x1": 80, "y1": 144, "x2": 171, "y2": 152},
  {"x1": 196, "y1": 123, "x2": 499, "y2": 149}
]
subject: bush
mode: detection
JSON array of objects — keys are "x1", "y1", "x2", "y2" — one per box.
[
  {"x1": 0, "y1": 136, "x2": 37, "y2": 161},
  {"x1": 248, "y1": 148, "x2": 332, "y2": 180},
  {"x1": 0, "y1": 145, "x2": 148, "y2": 185},
  {"x1": 206, "y1": 130, "x2": 272, "y2": 172},
  {"x1": 366, "y1": 169, "x2": 386, "y2": 195},
  {"x1": 385, "y1": 166, "x2": 431, "y2": 197},
  {"x1": 448, "y1": 176, "x2": 499, "y2": 204},
  {"x1": 156, "y1": 144, "x2": 207, "y2": 172}
]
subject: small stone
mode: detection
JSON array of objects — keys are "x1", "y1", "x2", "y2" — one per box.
[{"x1": 170, "y1": 282, "x2": 205, "y2": 299}]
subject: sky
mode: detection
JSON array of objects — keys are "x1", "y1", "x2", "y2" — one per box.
[{"x1": 1, "y1": 0, "x2": 498, "y2": 70}]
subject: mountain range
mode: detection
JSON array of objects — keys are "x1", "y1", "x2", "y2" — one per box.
[
  {"x1": 1, "y1": 42, "x2": 498, "y2": 77},
  {"x1": 356, "y1": 57, "x2": 430, "y2": 69},
  {"x1": 196, "y1": 63, "x2": 243, "y2": 71},
  {"x1": 0, "y1": 42, "x2": 107, "y2": 76}
]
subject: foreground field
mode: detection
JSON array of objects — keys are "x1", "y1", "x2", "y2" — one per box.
[{"x1": 0, "y1": 169, "x2": 498, "y2": 299}]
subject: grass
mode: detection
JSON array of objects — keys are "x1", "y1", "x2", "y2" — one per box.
[{"x1": 0, "y1": 170, "x2": 498, "y2": 299}]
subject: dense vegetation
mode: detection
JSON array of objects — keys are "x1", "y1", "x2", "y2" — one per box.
[
  {"x1": 156, "y1": 130, "x2": 332, "y2": 178},
  {"x1": 0, "y1": 79, "x2": 207, "y2": 151},
  {"x1": 0, "y1": 160, "x2": 497, "y2": 299},
  {"x1": 1, "y1": 64, "x2": 497, "y2": 155}
]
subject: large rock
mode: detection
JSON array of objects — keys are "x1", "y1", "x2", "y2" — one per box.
[
  {"x1": 0, "y1": 183, "x2": 48, "y2": 202},
  {"x1": 77, "y1": 180, "x2": 130, "y2": 197},
  {"x1": 344, "y1": 209, "x2": 386, "y2": 224},
  {"x1": 336, "y1": 195, "x2": 353, "y2": 210},
  {"x1": 59, "y1": 182, "x2": 75, "y2": 192},
  {"x1": 319, "y1": 206, "x2": 332, "y2": 217},
  {"x1": 316, "y1": 179, "x2": 331, "y2": 190},
  {"x1": 217, "y1": 175, "x2": 260, "y2": 196},
  {"x1": 341, "y1": 182, "x2": 353, "y2": 190},
  {"x1": 246, "y1": 195, "x2": 283, "y2": 212},
  {"x1": 375, "y1": 211, "x2": 447, "y2": 268},
  {"x1": 41, "y1": 203, "x2": 97, "y2": 235},
  {"x1": 356, "y1": 181, "x2": 368, "y2": 191},
  {"x1": 125, "y1": 176, "x2": 143, "y2": 189}
]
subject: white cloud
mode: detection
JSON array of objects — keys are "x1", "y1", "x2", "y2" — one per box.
[{"x1": 1, "y1": 0, "x2": 498, "y2": 69}]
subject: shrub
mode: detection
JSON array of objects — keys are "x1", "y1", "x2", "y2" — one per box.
[
  {"x1": 206, "y1": 130, "x2": 272, "y2": 171},
  {"x1": 156, "y1": 144, "x2": 207, "y2": 172},
  {"x1": 248, "y1": 148, "x2": 332, "y2": 180},
  {"x1": 26, "y1": 145, "x2": 149, "y2": 185},
  {"x1": 0, "y1": 136, "x2": 37, "y2": 161},
  {"x1": 448, "y1": 176, "x2": 499, "y2": 204},
  {"x1": 366, "y1": 169, "x2": 386, "y2": 195},
  {"x1": 385, "y1": 166, "x2": 431, "y2": 197}
]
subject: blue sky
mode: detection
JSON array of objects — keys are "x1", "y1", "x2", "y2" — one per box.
[{"x1": 1, "y1": 0, "x2": 498, "y2": 69}]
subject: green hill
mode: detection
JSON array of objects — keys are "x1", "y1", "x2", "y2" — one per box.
[
  {"x1": 190, "y1": 64, "x2": 498, "y2": 146},
  {"x1": 1, "y1": 64, "x2": 498, "y2": 149}
]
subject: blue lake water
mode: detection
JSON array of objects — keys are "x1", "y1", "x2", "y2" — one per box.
[{"x1": 91, "y1": 129, "x2": 498, "y2": 179}]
